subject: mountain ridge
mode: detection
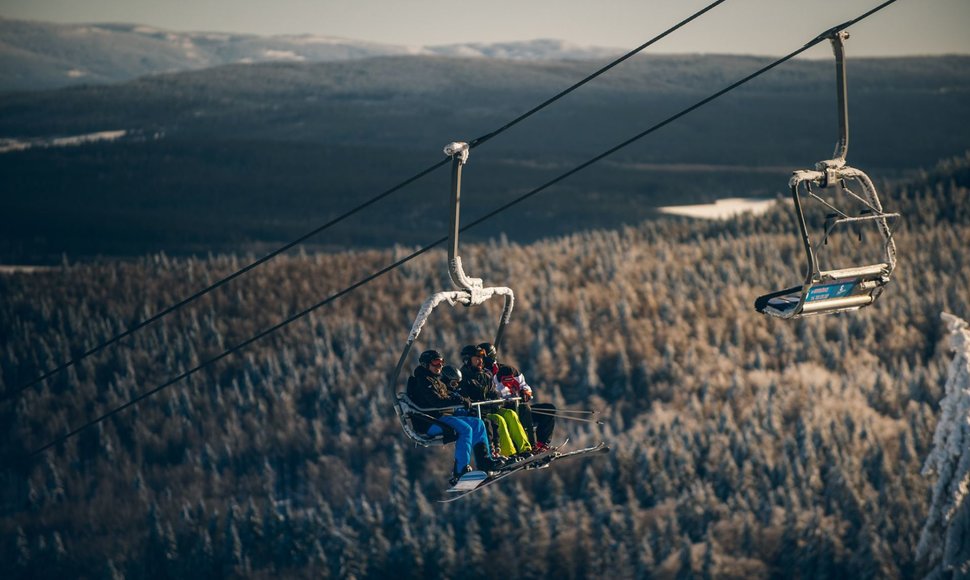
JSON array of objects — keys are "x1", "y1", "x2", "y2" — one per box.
[{"x1": 0, "y1": 17, "x2": 626, "y2": 93}]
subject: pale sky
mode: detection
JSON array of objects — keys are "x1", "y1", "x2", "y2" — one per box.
[{"x1": 2, "y1": 0, "x2": 969, "y2": 58}]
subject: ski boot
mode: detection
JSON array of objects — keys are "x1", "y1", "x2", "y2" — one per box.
[
  {"x1": 474, "y1": 443, "x2": 506, "y2": 474},
  {"x1": 450, "y1": 464, "x2": 474, "y2": 487}
]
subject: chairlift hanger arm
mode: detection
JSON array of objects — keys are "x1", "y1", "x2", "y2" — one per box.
[
  {"x1": 830, "y1": 30, "x2": 850, "y2": 165},
  {"x1": 443, "y1": 141, "x2": 482, "y2": 293}
]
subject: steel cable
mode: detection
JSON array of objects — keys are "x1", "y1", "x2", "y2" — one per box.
[
  {"x1": 7, "y1": 0, "x2": 730, "y2": 402},
  {"x1": 26, "y1": 0, "x2": 899, "y2": 458}
]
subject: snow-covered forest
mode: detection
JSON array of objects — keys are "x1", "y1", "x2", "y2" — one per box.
[{"x1": 1, "y1": 152, "x2": 969, "y2": 578}]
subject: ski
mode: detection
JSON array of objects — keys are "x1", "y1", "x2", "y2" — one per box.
[
  {"x1": 445, "y1": 470, "x2": 488, "y2": 492},
  {"x1": 438, "y1": 440, "x2": 568, "y2": 503},
  {"x1": 437, "y1": 440, "x2": 609, "y2": 503}
]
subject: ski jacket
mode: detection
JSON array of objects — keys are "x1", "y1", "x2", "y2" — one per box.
[
  {"x1": 407, "y1": 365, "x2": 461, "y2": 433},
  {"x1": 459, "y1": 363, "x2": 500, "y2": 403},
  {"x1": 493, "y1": 365, "x2": 534, "y2": 400}
]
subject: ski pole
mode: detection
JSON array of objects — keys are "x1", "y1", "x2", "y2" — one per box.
[
  {"x1": 529, "y1": 408, "x2": 605, "y2": 425},
  {"x1": 546, "y1": 408, "x2": 597, "y2": 415}
]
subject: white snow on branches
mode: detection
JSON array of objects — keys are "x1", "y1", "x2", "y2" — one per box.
[{"x1": 918, "y1": 312, "x2": 970, "y2": 577}]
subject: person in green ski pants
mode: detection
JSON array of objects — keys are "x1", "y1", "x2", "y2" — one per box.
[{"x1": 457, "y1": 344, "x2": 533, "y2": 459}]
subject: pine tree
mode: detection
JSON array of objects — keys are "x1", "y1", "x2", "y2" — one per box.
[
  {"x1": 917, "y1": 313, "x2": 970, "y2": 577},
  {"x1": 13, "y1": 526, "x2": 30, "y2": 577},
  {"x1": 101, "y1": 558, "x2": 124, "y2": 580},
  {"x1": 675, "y1": 535, "x2": 695, "y2": 580}
]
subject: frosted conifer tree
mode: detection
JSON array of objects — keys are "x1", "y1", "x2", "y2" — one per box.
[{"x1": 918, "y1": 312, "x2": 970, "y2": 578}]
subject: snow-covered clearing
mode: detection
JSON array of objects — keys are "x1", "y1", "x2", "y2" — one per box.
[
  {"x1": 0, "y1": 265, "x2": 55, "y2": 274},
  {"x1": 0, "y1": 130, "x2": 127, "y2": 153},
  {"x1": 657, "y1": 197, "x2": 777, "y2": 220},
  {"x1": 263, "y1": 49, "x2": 305, "y2": 61}
]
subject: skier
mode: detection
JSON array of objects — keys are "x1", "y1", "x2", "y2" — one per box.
[
  {"x1": 458, "y1": 344, "x2": 533, "y2": 459},
  {"x1": 494, "y1": 363, "x2": 557, "y2": 452},
  {"x1": 406, "y1": 349, "x2": 504, "y2": 485},
  {"x1": 478, "y1": 343, "x2": 557, "y2": 451},
  {"x1": 479, "y1": 342, "x2": 500, "y2": 375}
]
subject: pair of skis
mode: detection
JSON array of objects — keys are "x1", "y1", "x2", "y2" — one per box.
[{"x1": 439, "y1": 440, "x2": 610, "y2": 503}]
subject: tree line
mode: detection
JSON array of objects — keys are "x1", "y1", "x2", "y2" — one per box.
[{"x1": 1, "y1": 152, "x2": 968, "y2": 578}]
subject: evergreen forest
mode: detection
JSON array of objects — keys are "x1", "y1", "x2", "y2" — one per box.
[{"x1": 1, "y1": 152, "x2": 969, "y2": 578}]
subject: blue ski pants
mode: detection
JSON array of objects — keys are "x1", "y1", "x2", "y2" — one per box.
[{"x1": 427, "y1": 415, "x2": 490, "y2": 471}]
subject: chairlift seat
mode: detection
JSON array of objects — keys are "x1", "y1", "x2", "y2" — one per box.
[
  {"x1": 755, "y1": 262, "x2": 890, "y2": 319},
  {"x1": 395, "y1": 393, "x2": 458, "y2": 447},
  {"x1": 754, "y1": 33, "x2": 899, "y2": 321}
]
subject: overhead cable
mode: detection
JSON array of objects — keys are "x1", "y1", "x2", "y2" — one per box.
[
  {"x1": 7, "y1": 0, "x2": 729, "y2": 403},
  {"x1": 27, "y1": 0, "x2": 899, "y2": 458}
]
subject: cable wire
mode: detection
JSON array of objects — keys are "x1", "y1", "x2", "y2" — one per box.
[
  {"x1": 467, "y1": 0, "x2": 728, "y2": 148},
  {"x1": 26, "y1": 0, "x2": 899, "y2": 458},
  {"x1": 7, "y1": 0, "x2": 730, "y2": 403}
]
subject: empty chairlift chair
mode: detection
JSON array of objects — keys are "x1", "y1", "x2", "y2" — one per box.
[{"x1": 754, "y1": 31, "x2": 899, "y2": 320}]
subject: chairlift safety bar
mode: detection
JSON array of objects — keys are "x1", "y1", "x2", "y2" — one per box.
[{"x1": 407, "y1": 397, "x2": 523, "y2": 420}]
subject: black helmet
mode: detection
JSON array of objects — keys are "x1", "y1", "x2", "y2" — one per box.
[
  {"x1": 441, "y1": 365, "x2": 462, "y2": 385},
  {"x1": 418, "y1": 349, "x2": 444, "y2": 366},
  {"x1": 460, "y1": 344, "x2": 485, "y2": 361},
  {"x1": 478, "y1": 342, "x2": 497, "y2": 359}
]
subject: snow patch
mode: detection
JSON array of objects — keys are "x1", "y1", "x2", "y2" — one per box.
[
  {"x1": 403, "y1": 45, "x2": 432, "y2": 56},
  {"x1": 443, "y1": 45, "x2": 486, "y2": 58},
  {"x1": 657, "y1": 198, "x2": 776, "y2": 220},
  {"x1": 0, "y1": 265, "x2": 55, "y2": 274},
  {"x1": 66, "y1": 69, "x2": 87, "y2": 78},
  {"x1": 133, "y1": 26, "x2": 160, "y2": 34},
  {"x1": 284, "y1": 35, "x2": 350, "y2": 46},
  {"x1": 0, "y1": 139, "x2": 30, "y2": 153},
  {"x1": 51, "y1": 130, "x2": 127, "y2": 147},
  {"x1": 263, "y1": 49, "x2": 306, "y2": 61},
  {"x1": 0, "y1": 130, "x2": 127, "y2": 154}
]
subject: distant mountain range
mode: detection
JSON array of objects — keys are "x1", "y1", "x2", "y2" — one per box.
[
  {"x1": 0, "y1": 17, "x2": 623, "y2": 92},
  {"x1": 2, "y1": 16, "x2": 969, "y2": 262}
]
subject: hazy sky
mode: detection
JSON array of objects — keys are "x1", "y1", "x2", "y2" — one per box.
[{"x1": 2, "y1": 0, "x2": 969, "y2": 58}]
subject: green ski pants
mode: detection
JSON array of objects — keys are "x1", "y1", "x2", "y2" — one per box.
[{"x1": 487, "y1": 408, "x2": 532, "y2": 456}]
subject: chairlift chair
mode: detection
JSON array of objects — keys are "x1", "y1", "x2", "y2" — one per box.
[
  {"x1": 755, "y1": 31, "x2": 899, "y2": 320},
  {"x1": 391, "y1": 142, "x2": 515, "y2": 446}
]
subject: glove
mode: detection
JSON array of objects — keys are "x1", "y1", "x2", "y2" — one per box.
[
  {"x1": 521, "y1": 391, "x2": 532, "y2": 402},
  {"x1": 461, "y1": 396, "x2": 473, "y2": 411}
]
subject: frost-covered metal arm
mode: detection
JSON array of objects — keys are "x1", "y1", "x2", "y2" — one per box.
[{"x1": 389, "y1": 287, "x2": 515, "y2": 394}]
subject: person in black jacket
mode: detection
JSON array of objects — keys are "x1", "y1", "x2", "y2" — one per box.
[
  {"x1": 458, "y1": 344, "x2": 533, "y2": 458},
  {"x1": 406, "y1": 349, "x2": 503, "y2": 484}
]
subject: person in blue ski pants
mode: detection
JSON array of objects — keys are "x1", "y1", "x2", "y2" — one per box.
[{"x1": 407, "y1": 349, "x2": 504, "y2": 485}]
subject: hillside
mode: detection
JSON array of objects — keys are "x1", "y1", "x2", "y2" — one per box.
[
  {"x1": 1, "y1": 153, "x2": 968, "y2": 578},
  {"x1": 2, "y1": 54, "x2": 969, "y2": 261}
]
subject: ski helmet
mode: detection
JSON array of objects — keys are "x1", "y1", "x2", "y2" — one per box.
[
  {"x1": 478, "y1": 342, "x2": 497, "y2": 359},
  {"x1": 460, "y1": 344, "x2": 485, "y2": 361},
  {"x1": 441, "y1": 365, "x2": 462, "y2": 385},
  {"x1": 418, "y1": 349, "x2": 444, "y2": 366}
]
